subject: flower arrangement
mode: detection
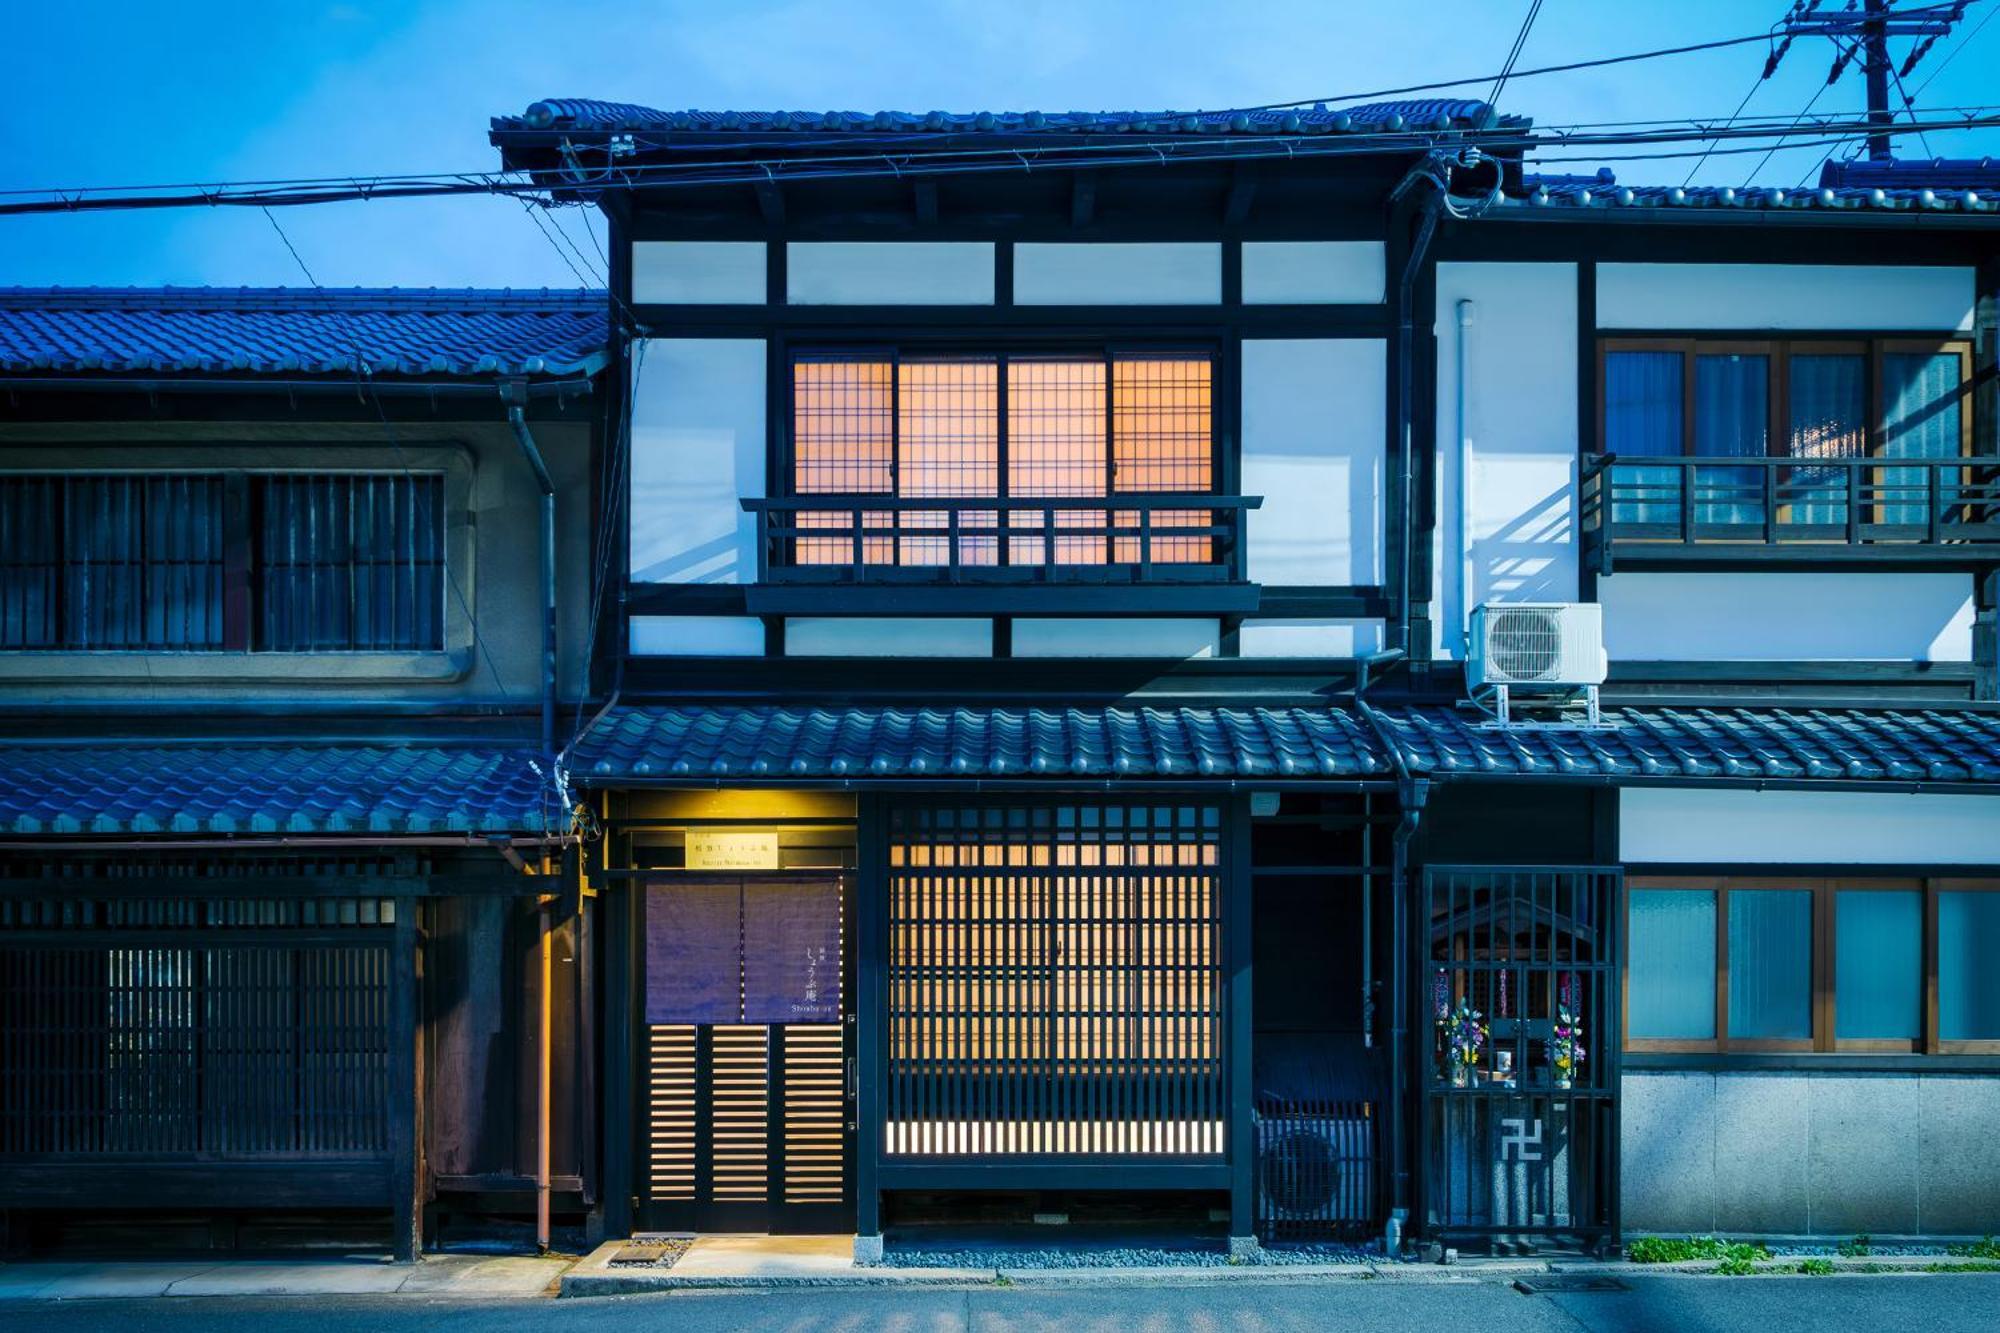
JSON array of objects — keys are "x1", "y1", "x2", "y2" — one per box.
[
  {"x1": 1551, "y1": 973, "x2": 1587, "y2": 1090},
  {"x1": 1439, "y1": 996, "x2": 1487, "y2": 1087}
]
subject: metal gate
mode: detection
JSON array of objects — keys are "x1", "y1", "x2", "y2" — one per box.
[
  {"x1": 638, "y1": 876, "x2": 851, "y2": 1232},
  {"x1": 1420, "y1": 866, "x2": 1620, "y2": 1251}
]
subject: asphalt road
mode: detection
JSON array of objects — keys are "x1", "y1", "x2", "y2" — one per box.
[{"x1": 5, "y1": 1274, "x2": 1997, "y2": 1332}]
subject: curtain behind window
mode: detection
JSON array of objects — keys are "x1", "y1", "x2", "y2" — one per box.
[
  {"x1": 1787, "y1": 353, "x2": 1867, "y2": 527},
  {"x1": 1693, "y1": 353, "x2": 1767, "y2": 526},
  {"x1": 1881, "y1": 352, "x2": 1964, "y2": 526},
  {"x1": 1604, "y1": 351, "x2": 1682, "y2": 527}
]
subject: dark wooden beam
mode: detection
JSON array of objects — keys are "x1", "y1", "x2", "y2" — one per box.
[
  {"x1": 913, "y1": 180, "x2": 940, "y2": 226},
  {"x1": 754, "y1": 179, "x2": 785, "y2": 225},
  {"x1": 389, "y1": 898, "x2": 422, "y2": 1263},
  {"x1": 1223, "y1": 167, "x2": 1258, "y2": 225},
  {"x1": 1070, "y1": 171, "x2": 1097, "y2": 227}
]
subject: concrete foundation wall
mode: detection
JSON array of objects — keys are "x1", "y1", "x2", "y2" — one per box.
[{"x1": 1622, "y1": 1070, "x2": 2000, "y2": 1238}]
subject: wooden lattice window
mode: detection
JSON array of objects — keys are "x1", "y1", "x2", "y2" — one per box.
[{"x1": 886, "y1": 800, "x2": 1225, "y2": 1158}]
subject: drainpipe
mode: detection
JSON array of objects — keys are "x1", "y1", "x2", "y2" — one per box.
[
  {"x1": 1387, "y1": 774, "x2": 1429, "y2": 1250},
  {"x1": 1356, "y1": 695, "x2": 1425, "y2": 1252},
  {"x1": 502, "y1": 380, "x2": 559, "y2": 1253},
  {"x1": 503, "y1": 383, "x2": 559, "y2": 756},
  {"x1": 1391, "y1": 168, "x2": 1445, "y2": 660}
]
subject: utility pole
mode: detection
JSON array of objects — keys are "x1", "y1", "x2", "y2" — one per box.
[{"x1": 1765, "y1": 0, "x2": 1970, "y2": 161}]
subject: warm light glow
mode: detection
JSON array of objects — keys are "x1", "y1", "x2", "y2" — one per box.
[
  {"x1": 790, "y1": 354, "x2": 1215, "y2": 567},
  {"x1": 885, "y1": 1119, "x2": 1224, "y2": 1156}
]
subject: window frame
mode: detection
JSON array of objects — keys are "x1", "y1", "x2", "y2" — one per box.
[
  {"x1": 1595, "y1": 336, "x2": 1975, "y2": 465},
  {"x1": 783, "y1": 344, "x2": 1224, "y2": 507},
  {"x1": 1621, "y1": 876, "x2": 2000, "y2": 1057},
  {"x1": 0, "y1": 466, "x2": 450, "y2": 655}
]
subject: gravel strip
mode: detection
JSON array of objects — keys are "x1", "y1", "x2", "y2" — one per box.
[{"x1": 873, "y1": 1240, "x2": 1380, "y2": 1269}]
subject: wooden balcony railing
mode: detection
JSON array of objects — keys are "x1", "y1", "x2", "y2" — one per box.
[
  {"x1": 1580, "y1": 453, "x2": 2000, "y2": 571},
  {"x1": 739, "y1": 494, "x2": 1264, "y2": 614}
]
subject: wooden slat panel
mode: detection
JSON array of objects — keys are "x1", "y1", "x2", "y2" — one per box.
[
  {"x1": 708, "y1": 1025, "x2": 769, "y2": 1201},
  {"x1": 886, "y1": 801, "x2": 1225, "y2": 1159},
  {"x1": 644, "y1": 1025, "x2": 696, "y2": 1201},
  {"x1": 782, "y1": 1024, "x2": 846, "y2": 1203}
]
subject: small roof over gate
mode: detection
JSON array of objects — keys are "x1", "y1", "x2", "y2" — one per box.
[{"x1": 567, "y1": 705, "x2": 1391, "y2": 782}]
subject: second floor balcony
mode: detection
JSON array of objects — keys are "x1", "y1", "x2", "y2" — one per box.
[
  {"x1": 740, "y1": 493, "x2": 1263, "y2": 614},
  {"x1": 1582, "y1": 453, "x2": 2000, "y2": 573}
]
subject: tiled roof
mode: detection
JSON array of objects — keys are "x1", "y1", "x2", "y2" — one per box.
[
  {"x1": 1509, "y1": 169, "x2": 1996, "y2": 216},
  {"x1": 1372, "y1": 705, "x2": 2000, "y2": 786},
  {"x1": 0, "y1": 744, "x2": 562, "y2": 835},
  {"x1": 0, "y1": 287, "x2": 609, "y2": 379},
  {"x1": 496, "y1": 98, "x2": 1510, "y2": 137},
  {"x1": 568, "y1": 705, "x2": 1390, "y2": 781}
]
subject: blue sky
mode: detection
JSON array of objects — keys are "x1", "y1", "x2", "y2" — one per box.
[{"x1": 6, "y1": 0, "x2": 1997, "y2": 290}]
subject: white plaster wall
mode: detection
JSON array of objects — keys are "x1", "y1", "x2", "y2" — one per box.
[
  {"x1": 1241, "y1": 242, "x2": 1385, "y2": 304},
  {"x1": 1013, "y1": 243, "x2": 1221, "y2": 305},
  {"x1": 1237, "y1": 619, "x2": 1384, "y2": 657},
  {"x1": 1597, "y1": 263, "x2": 1975, "y2": 331},
  {"x1": 786, "y1": 242, "x2": 994, "y2": 304},
  {"x1": 629, "y1": 615, "x2": 766, "y2": 656},
  {"x1": 1011, "y1": 618, "x2": 1220, "y2": 658},
  {"x1": 1621, "y1": 789, "x2": 2000, "y2": 865},
  {"x1": 628, "y1": 338, "x2": 765, "y2": 584},
  {"x1": 1240, "y1": 338, "x2": 1385, "y2": 587},
  {"x1": 1431, "y1": 262, "x2": 1580, "y2": 659},
  {"x1": 631, "y1": 241, "x2": 766, "y2": 304},
  {"x1": 1599, "y1": 572, "x2": 1975, "y2": 662},
  {"x1": 785, "y1": 618, "x2": 992, "y2": 657}
]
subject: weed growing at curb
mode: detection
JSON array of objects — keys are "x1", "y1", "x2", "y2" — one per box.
[
  {"x1": 1925, "y1": 1260, "x2": 2000, "y2": 1274},
  {"x1": 1628, "y1": 1236, "x2": 1770, "y2": 1267},
  {"x1": 1714, "y1": 1244, "x2": 1769, "y2": 1277},
  {"x1": 1795, "y1": 1258, "x2": 1835, "y2": 1276},
  {"x1": 1837, "y1": 1235, "x2": 1872, "y2": 1258},
  {"x1": 1947, "y1": 1236, "x2": 2000, "y2": 1261}
]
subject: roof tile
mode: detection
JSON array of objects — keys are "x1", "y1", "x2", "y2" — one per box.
[{"x1": 0, "y1": 287, "x2": 608, "y2": 380}]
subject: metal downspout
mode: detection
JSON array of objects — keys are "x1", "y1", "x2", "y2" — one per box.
[
  {"x1": 503, "y1": 388, "x2": 559, "y2": 756},
  {"x1": 503, "y1": 382, "x2": 560, "y2": 1253},
  {"x1": 1356, "y1": 696, "x2": 1427, "y2": 1251}
]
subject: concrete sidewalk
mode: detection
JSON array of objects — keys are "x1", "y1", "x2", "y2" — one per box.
[
  {"x1": 556, "y1": 1234, "x2": 2000, "y2": 1297},
  {"x1": 0, "y1": 1253, "x2": 575, "y2": 1301}
]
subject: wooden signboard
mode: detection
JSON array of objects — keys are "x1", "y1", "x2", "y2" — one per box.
[{"x1": 685, "y1": 830, "x2": 780, "y2": 871}]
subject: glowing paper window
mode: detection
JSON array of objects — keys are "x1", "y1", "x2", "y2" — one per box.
[{"x1": 789, "y1": 352, "x2": 1215, "y2": 568}]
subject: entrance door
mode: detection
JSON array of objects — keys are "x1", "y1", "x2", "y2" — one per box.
[{"x1": 637, "y1": 875, "x2": 852, "y2": 1232}]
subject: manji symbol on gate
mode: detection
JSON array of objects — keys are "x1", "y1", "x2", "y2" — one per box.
[{"x1": 1498, "y1": 1117, "x2": 1545, "y2": 1163}]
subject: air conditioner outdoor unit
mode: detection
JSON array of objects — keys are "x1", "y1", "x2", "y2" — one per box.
[{"x1": 1467, "y1": 603, "x2": 1608, "y2": 725}]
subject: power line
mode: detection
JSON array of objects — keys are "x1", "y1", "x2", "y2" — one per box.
[
  {"x1": 7, "y1": 110, "x2": 2000, "y2": 219},
  {"x1": 1487, "y1": 0, "x2": 1545, "y2": 110}
]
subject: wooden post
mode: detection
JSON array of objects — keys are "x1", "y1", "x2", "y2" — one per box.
[
  {"x1": 389, "y1": 897, "x2": 423, "y2": 1262},
  {"x1": 600, "y1": 879, "x2": 636, "y2": 1238},
  {"x1": 1225, "y1": 796, "x2": 1256, "y2": 1253}
]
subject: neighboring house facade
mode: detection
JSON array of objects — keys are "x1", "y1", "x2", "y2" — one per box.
[
  {"x1": 494, "y1": 97, "x2": 2000, "y2": 1255},
  {"x1": 0, "y1": 287, "x2": 606, "y2": 1257}
]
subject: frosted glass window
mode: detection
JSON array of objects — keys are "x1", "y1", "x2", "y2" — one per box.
[
  {"x1": 1835, "y1": 890, "x2": 1921, "y2": 1040},
  {"x1": 1728, "y1": 890, "x2": 1812, "y2": 1041},
  {"x1": 1628, "y1": 889, "x2": 1715, "y2": 1039},
  {"x1": 1939, "y1": 891, "x2": 2000, "y2": 1041}
]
